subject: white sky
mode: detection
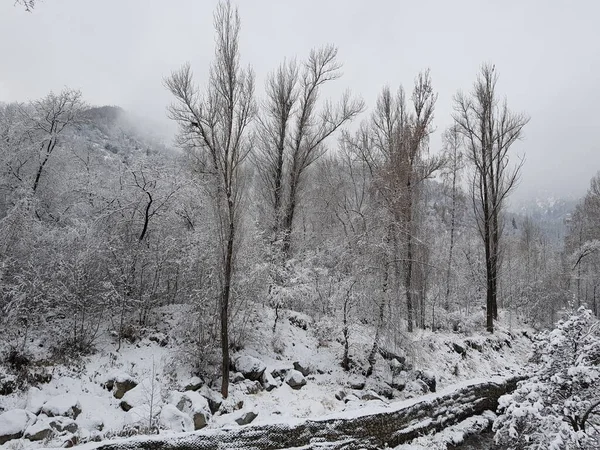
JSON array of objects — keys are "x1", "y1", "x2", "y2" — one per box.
[{"x1": 1, "y1": 0, "x2": 599, "y2": 200}]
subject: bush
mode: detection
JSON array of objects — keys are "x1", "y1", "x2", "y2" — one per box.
[{"x1": 493, "y1": 307, "x2": 600, "y2": 449}]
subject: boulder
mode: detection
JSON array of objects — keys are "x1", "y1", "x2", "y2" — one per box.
[
  {"x1": 25, "y1": 386, "x2": 48, "y2": 415},
  {"x1": 361, "y1": 390, "x2": 385, "y2": 402},
  {"x1": 42, "y1": 395, "x2": 81, "y2": 419},
  {"x1": 293, "y1": 361, "x2": 311, "y2": 377},
  {"x1": 348, "y1": 376, "x2": 365, "y2": 390},
  {"x1": 159, "y1": 404, "x2": 193, "y2": 433},
  {"x1": 285, "y1": 370, "x2": 306, "y2": 390},
  {"x1": 240, "y1": 380, "x2": 263, "y2": 395},
  {"x1": 49, "y1": 417, "x2": 78, "y2": 434},
  {"x1": 231, "y1": 372, "x2": 245, "y2": 383},
  {"x1": 261, "y1": 371, "x2": 278, "y2": 392},
  {"x1": 183, "y1": 376, "x2": 204, "y2": 392},
  {"x1": 234, "y1": 355, "x2": 266, "y2": 382},
  {"x1": 75, "y1": 416, "x2": 103, "y2": 432},
  {"x1": 123, "y1": 405, "x2": 155, "y2": 426},
  {"x1": 451, "y1": 342, "x2": 467, "y2": 357},
  {"x1": 24, "y1": 415, "x2": 53, "y2": 441},
  {"x1": 199, "y1": 387, "x2": 223, "y2": 414},
  {"x1": 0, "y1": 409, "x2": 37, "y2": 444},
  {"x1": 120, "y1": 378, "x2": 162, "y2": 412},
  {"x1": 234, "y1": 410, "x2": 258, "y2": 426},
  {"x1": 343, "y1": 394, "x2": 359, "y2": 404},
  {"x1": 416, "y1": 370, "x2": 437, "y2": 393},
  {"x1": 335, "y1": 390, "x2": 346, "y2": 401},
  {"x1": 270, "y1": 368, "x2": 289, "y2": 381},
  {"x1": 104, "y1": 371, "x2": 137, "y2": 399},
  {"x1": 169, "y1": 390, "x2": 211, "y2": 430}
]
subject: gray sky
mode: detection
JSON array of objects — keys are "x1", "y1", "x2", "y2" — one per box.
[{"x1": 1, "y1": 0, "x2": 599, "y2": 201}]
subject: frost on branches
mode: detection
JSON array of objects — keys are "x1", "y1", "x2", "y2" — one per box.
[{"x1": 493, "y1": 307, "x2": 600, "y2": 449}]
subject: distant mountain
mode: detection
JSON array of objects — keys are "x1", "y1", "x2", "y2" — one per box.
[{"x1": 508, "y1": 193, "x2": 578, "y2": 244}]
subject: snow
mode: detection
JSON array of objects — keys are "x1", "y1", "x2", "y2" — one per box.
[
  {"x1": 41, "y1": 395, "x2": 80, "y2": 418},
  {"x1": 25, "y1": 388, "x2": 47, "y2": 415},
  {"x1": 0, "y1": 409, "x2": 36, "y2": 437},
  {"x1": 0, "y1": 304, "x2": 533, "y2": 449},
  {"x1": 159, "y1": 404, "x2": 193, "y2": 433},
  {"x1": 120, "y1": 379, "x2": 162, "y2": 411}
]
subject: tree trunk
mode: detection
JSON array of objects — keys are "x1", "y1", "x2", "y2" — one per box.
[{"x1": 220, "y1": 206, "x2": 234, "y2": 398}]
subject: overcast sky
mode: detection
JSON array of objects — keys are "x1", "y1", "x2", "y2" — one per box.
[{"x1": 1, "y1": 0, "x2": 599, "y2": 201}]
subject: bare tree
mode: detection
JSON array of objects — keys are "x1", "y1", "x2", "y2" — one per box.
[
  {"x1": 14, "y1": 0, "x2": 37, "y2": 12},
  {"x1": 255, "y1": 45, "x2": 364, "y2": 255},
  {"x1": 453, "y1": 64, "x2": 529, "y2": 333},
  {"x1": 20, "y1": 89, "x2": 84, "y2": 195},
  {"x1": 165, "y1": 0, "x2": 255, "y2": 398},
  {"x1": 440, "y1": 125, "x2": 465, "y2": 309}
]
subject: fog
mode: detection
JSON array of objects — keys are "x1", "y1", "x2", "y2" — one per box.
[{"x1": 1, "y1": 0, "x2": 599, "y2": 201}]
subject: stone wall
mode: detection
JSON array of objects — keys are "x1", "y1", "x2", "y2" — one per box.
[{"x1": 93, "y1": 376, "x2": 523, "y2": 450}]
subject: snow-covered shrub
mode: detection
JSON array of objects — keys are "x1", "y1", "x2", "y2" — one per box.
[{"x1": 493, "y1": 307, "x2": 600, "y2": 449}]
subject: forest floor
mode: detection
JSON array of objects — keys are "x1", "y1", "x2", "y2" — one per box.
[{"x1": 0, "y1": 303, "x2": 534, "y2": 449}]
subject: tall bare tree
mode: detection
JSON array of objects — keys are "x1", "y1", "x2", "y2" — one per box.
[
  {"x1": 165, "y1": 0, "x2": 255, "y2": 397},
  {"x1": 255, "y1": 45, "x2": 364, "y2": 255},
  {"x1": 440, "y1": 125, "x2": 465, "y2": 309},
  {"x1": 453, "y1": 64, "x2": 528, "y2": 333}
]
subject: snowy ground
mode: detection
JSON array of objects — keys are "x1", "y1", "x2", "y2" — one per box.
[{"x1": 0, "y1": 303, "x2": 533, "y2": 449}]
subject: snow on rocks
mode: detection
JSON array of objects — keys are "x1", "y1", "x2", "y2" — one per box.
[
  {"x1": 261, "y1": 371, "x2": 278, "y2": 392},
  {"x1": 293, "y1": 361, "x2": 312, "y2": 377},
  {"x1": 159, "y1": 404, "x2": 193, "y2": 433},
  {"x1": 199, "y1": 386, "x2": 223, "y2": 414},
  {"x1": 234, "y1": 410, "x2": 258, "y2": 426},
  {"x1": 23, "y1": 415, "x2": 54, "y2": 441},
  {"x1": 182, "y1": 376, "x2": 204, "y2": 392},
  {"x1": 285, "y1": 369, "x2": 307, "y2": 389},
  {"x1": 120, "y1": 378, "x2": 162, "y2": 412},
  {"x1": 0, "y1": 409, "x2": 37, "y2": 444},
  {"x1": 25, "y1": 386, "x2": 48, "y2": 415},
  {"x1": 233, "y1": 355, "x2": 266, "y2": 381},
  {"x1": 103, "y1": 370, "x2": 138, "y2": 399},
  {"x1": 416, "y1": 370, "x2": 437, "y2": 393},
  {"x1": 41, "y1": 394, "x2": 82, "y2": 419},
  {"x1": 167, "y1": 390, "x2": 211, "y2": 430},
  {"x1": 123, "y1": 405, "x2": 155, "y2": 427}
]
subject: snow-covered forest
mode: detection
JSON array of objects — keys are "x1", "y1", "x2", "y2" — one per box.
[{"x1": 1, "y1": 1, "x2": 599, "y2": 449}]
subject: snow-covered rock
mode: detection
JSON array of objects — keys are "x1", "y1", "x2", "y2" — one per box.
[
  {"x1": 231, "y1": 372, "x2": 245, "y2": 383},
  {"x1": 335, "y1": 390, "x2": 346, "y2": 401},
  {"x1": 416, "y1": 370, "x2": 437, "y2": 393},
  {"x1": 104, "y1": 370, "x2": 137, "y2": 399},
  {"x1": 124, "y1": 405, "x2": 156, "y2": 427},
  {"x1": 348, "y1": 376, "x2": 366, "y2": 390},
  {"x1": 261, "y1": 371, "x2": 278, "y2": 392},
  {"x1": 0, "y1": 409, "x2": 37, "y2": 444},
  {"x1": 159, "y1": 404, "x2": 193, "y2": 433},
  {"x1": 234, "y1": 355, "x2": 266, "y2": 381},
  {"x1": 48, "y1": 416, "x2": 78, "y2": 434},
  {"x1": 182, "y1": 376, "x2": 204, "y2": 391},
  {"x1": 168, "y1": 390, "x2": 211, "y2": 430},
  {"x1": 361, "y1": 390, "x2": 385, "y2": 402},
  {"x1": 199, "y1": 386, "x2": 223, "y2": 414},
  {"x1": 42, "y1": 395, "x2": 81, "y2": 419},
  {"x1": 120, "y1": 378, "x2": 162, "y2": 412},
  {"x1": 293, "y1": 361, "x2": 311, "y2": 377},
  {"x1": 234, "y1": 410, "x2": 258, "y2": 426},
  {"x1": 285, "y1": 369, "x2": 306, "y2": 389},
  {"x1": 25, "y1": 386, "x2": 48, "y2": 415},
  {"x1": 23, "y1": 415, "x2": 53, "y2": 441},
  {"x1": 75, "y1": 416, "x2": 103, "y2": 432}
]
